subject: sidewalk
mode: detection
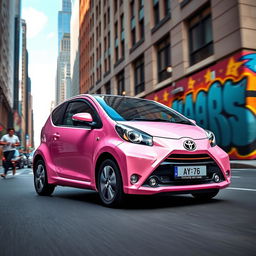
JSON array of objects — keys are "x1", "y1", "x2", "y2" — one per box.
[{"x1": 230, "y1": 160, "x2": 256, "y2": 169}]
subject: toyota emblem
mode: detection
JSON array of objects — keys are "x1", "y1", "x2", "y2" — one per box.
[{"x1": 183, "y1": 140, "x2": 196, "y2": 151}]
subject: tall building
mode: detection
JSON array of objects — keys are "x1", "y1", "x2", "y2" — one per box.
[
  {"x1": 56, "y1": 0, "x2": 72, "y2": 105},
  {"x1": 79, "y1": 0, "x2": 256, "y2": 160},
  {"x1": 0, "y1": 0, "x2": 12, "y2": 134},
  {"x1": 79, "y1": 0, "x2": 91, "y2": 94},
  {"x1": 58, "y1": 0, "x2": 72, "y2": 51},
  {"x1": 0, "y1": 0, "x2": 21, "y2": 136},
  {"x1": 20, "y1": 20, "x2": 28, "y2": 148},
  {"x1": 70, "y1": 0, "x2": 80, "y2": 96},
  {"x1": 56, "y1": 33, "x2": 71, "y2": 104},
  {"x1": 20, "y1": 20, "x2": 34, "y2": 151},
  {"x1": 13, "y1": 0, "x2": 22, "y2": 136}
]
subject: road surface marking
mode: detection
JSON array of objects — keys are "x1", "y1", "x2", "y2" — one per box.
[
  {"x1": 231, "y1": 176, "x2": 240, "y2": 178},
  {"x1": 227, "y1": 187, "x2": 256, "y2": 192}
]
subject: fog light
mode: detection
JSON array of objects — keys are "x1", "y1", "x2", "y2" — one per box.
[
  {"x1": 213, "y1": 173, "x2": 220, "y2": 183},
  {"x1": 225, "y1": 170, "x2": 230, "y2": 177},
  {"x1": 149, "y1": 177, "x2": 158, "y2": 187},
  {"x1": 130, "y1": 174, "x2": 139, "y2": 184}
]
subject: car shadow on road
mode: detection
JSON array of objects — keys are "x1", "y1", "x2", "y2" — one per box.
[{"x1": 53, "y1": 189, "x2": 224, "y2": 210}]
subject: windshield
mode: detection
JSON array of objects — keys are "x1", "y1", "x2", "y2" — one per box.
[{"x1": 94, "y1": 95, "x2": 193, "y2": 125}]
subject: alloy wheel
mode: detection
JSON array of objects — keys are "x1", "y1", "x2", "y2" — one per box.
[
  {"x1": 35, "y1": 164, "x2": 46, "y2": 193},
  {"x1": 100, "y1": 165, "x2": 117, "y2": 202}
]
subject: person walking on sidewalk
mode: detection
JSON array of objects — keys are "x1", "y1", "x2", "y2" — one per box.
[{"x1": 0, "y1": 128, "x2": 20, "y2": 178}]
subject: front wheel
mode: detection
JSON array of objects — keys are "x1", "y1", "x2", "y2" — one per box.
[
  {"x1": 97, "y1": 159, "x2": 124, "y2": 207},
  {"x1": 34, "y1": 160, "x2": 55, "y2": 196},
  {"x1": 192, "y1": 189, "x2": 219, "y2": 200}
]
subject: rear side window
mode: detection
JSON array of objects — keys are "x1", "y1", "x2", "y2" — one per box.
[{"x1": 51, "y1": 103, "x2": 67, "y2": 126}]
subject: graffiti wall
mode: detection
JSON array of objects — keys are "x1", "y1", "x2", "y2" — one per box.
[{"x1": 146, "y1": 51, "x2": 256, "y2": 160}]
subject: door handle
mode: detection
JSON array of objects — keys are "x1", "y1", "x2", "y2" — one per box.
[{"x1": 53, "y1": 133, "x2": 60, "y2": 140}]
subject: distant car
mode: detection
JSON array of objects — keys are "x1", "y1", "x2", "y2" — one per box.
[
  {"x1": 27, "y1": 150, "x2": 35, "y2": 168},
  {"x1": 33, "y1": 94, "x2": 231, "y2": 207}
]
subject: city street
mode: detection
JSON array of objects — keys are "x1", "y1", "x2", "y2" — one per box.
[{"x1": 0, "y1": 167, "x2": 255, "y2": 256}]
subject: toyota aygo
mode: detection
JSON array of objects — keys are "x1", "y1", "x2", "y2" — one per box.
[{"x1": 33, "y1": 95, "x2": 231, "y2": 206}]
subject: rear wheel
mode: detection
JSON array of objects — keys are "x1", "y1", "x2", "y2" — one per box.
[
  {"x1": 97, "y1": 159, "x2": 124, "y2": 207},
  {"x1": 34, "y1": 160, "x2": 55, "y2": 196},
  {"x1": 192, "y1": 189, "x2": 219, "y2": 200}
]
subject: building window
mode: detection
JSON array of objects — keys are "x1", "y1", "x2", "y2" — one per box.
[
  {"x1": 96, "y1": 5, "x2": 98, "y2": 19},
  {"x1": 139, "y1": 0, "x2": 144, "y2": 40},
  {"x1": 108, "y1": 55, "x2": 111, "y2": 72},
  {"x1": 104, "y1": 13, "x2": 106, "y2": 29},
  {"x1": 134, "y1": 56, "x2": 144, "y2": 95},
  {"x1": 130, "y1": 0, "x2": 136, "y2": 46},
  {"x1": 189, "y1": 6, "x2": 213, "y2": 65},
  {"x1": 153, "y1": 0, "x2": 160, "y2": 26},
  {"x1": 121, "y1": 40, "x2": 125, "y2": 59},
  {"x1": 115, "y1": 22, "x2": 119, "y2": 62},
  {"x1": 156, "y1": 36, "x2": 171, "y2": 82},
  {"x1": 107, "y1": 8, "x2": 110, "y2": 24},
  {"x1": 164, "y1": 0, "x2": 171, "y2": 16},
  {"x1": 115, "y1": 47, "x2": 119, "y2": 62},
  {"x1": 114, "y1": 0, "x2": 118, "y2": 13},
  {"x1": 105, "y1": 82, "x2": 111, "y2": 94},
  {"x1": 116, "y1": 70, "x2": 125, "y2": 95},
  {"x1": 104, "y1": 36, "x2": 107, "y2": 52},
  {"x1": 130, "y1": 0, "x2": 135, "y2": 17},
  {"x1": 131, "y1": 28, "x2": 136, "y2": 46},
  {"x1": 120, "y1": 14, "x2": 125, "y2": 58}
]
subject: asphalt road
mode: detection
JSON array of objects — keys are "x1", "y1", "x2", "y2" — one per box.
[{"x1": 0, "y1": 168, "x2": 255, "y2": 256}]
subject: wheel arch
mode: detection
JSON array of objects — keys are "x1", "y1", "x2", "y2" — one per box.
[
  {"x1": 33, "y1": 154, "x2": 44, "y2": 173},
  {"x1": 94, "y1": 152, "x2": 122, "y2": 191}
]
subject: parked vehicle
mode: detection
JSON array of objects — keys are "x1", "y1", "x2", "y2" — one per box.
[
  {"x1": 33, "y1": 95, "x2": 231, "y2": 207},
  {"x1": 27, "y1": 150, "x2": 35, "y2": 168}
]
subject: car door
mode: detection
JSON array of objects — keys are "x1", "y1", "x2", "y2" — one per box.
[{"x1": 50, "y1": 99, "x2": 101, "y2": 182}]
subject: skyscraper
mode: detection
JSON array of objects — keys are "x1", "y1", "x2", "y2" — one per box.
[
  {"x1": 55, "y1": 0, "x2": 72, "y2": 105},
  {"x1": 58, "y1": 0, "x2": 71, "y2": 52},
  {"x1": 56, "y1": 33, "x2": 71, "y2": 104},
  {"x1": 70, "y1": 0, "x2": 80, "y2": 97},
  {"x1": 20, "y1": 20, "x2": 34, "y2": 150},
  {"x1": 0, "y1": 0, "x2": 21, "y2": 135}
]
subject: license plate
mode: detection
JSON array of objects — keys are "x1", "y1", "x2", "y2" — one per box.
[{"x1": 174, "y1": 166, "x2": 207, "y2": 179}]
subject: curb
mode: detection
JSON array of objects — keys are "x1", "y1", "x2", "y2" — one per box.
[{"x1": 230, "y1": 161, "x2": 256, "y2": 169}]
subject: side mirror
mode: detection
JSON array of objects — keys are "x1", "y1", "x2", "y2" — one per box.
[
  {"x1": 72, "y1": 113, "x2": 93, "y2": 123},
  {"x1": 189, "y1": 119, "x2": 196, "y2": 124},
  {"x1": 72, "y1": 113, "x2": 97, "y2": 128}
]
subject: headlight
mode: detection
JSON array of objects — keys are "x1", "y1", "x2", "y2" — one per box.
[
  {"x1": 115, "y1": 124, "x2": 153, "y2": 146},
  {"x1": 205, "y1": 129, "x2": 216, "y2": 147}
]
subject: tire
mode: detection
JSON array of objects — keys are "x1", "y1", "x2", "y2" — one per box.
[
  {"x1": 34, "y1": 159, "x2": 55, "y2": 196},
  {"x1": 97, "y1": 159, "x2": 124, "y2": 207},
  {"x1": 192, "y1": 189, "x2": 219, "y2": 200}
]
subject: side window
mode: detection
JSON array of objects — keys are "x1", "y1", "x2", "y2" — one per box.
[
  {"x1": 52, "y1": 103, "x2": 67, "y2": 126},
  {"x1": 63, "y1": 101, "x2": 96, "y2": 127}
]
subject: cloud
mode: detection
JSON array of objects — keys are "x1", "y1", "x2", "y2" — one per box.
[
  {"x1": 47, "y1": 32, "x2": 55, "y2": 39},
  {"x1": 22, "y1": 7, "x2": 48, "y2": 38}
]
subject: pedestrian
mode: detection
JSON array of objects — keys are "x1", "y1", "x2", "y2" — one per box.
[{"x1": 0, "y1": 128, "x2": 20, "y2": 178}]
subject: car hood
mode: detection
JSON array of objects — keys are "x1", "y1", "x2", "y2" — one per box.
[{"x1": 117, "y1": 121, "x2": 207, "y2": 139}]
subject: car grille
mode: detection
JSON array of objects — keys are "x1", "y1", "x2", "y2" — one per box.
[{"x1": 142, "y1": 154, "x2": 225, "y2": 187}]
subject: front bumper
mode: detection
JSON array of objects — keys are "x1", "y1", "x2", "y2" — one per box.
[{"x1": 116, "y1": 136, "x2": 231, "y2": 195}]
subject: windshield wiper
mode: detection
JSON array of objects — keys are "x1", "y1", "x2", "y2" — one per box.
[
  {"x1": 129, "y1": 118, "x2": 172, "y2": 122},
  {"x1": 174, "y1": 120, "x2": 193, "y2": 125}
]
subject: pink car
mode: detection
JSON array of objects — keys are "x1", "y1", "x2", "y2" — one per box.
[{"x1": 34, "y1": 95, "x2": 231, "y2": 206}]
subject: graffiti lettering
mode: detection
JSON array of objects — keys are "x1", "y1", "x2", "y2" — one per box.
[{"x1": 172, "y1": 77, "x2": 256, "y2": 154}]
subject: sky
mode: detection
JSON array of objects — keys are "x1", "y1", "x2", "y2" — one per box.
[{"x1": 21, "y1": 0, "x2": 61, "y2": 147}]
